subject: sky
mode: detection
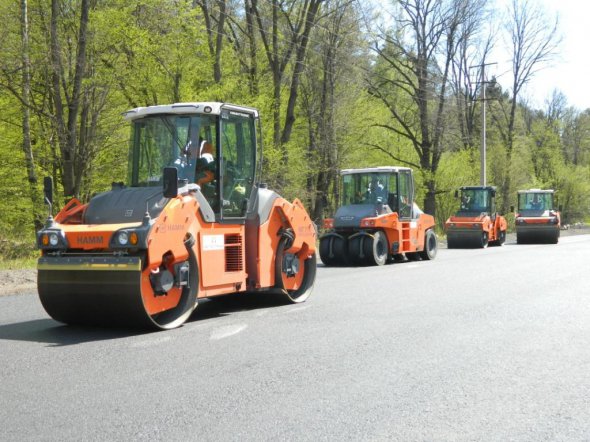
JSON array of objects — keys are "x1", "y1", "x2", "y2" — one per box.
[
  {"x1": 492, "y1": 0, "x2": 590, "y2": 111},
  {"x1": 374, "y1": 0, "x2": 590, "y2": 111}
]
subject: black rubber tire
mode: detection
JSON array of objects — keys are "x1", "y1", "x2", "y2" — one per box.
[
  {"x1": 406, "y1": 252, "x2": 421, "y2": 261},
  {"x1": 363, "y1": 231, "x2": 388, "y2": 266},
  {"x1": 319, "y1": 237, "x2": 336, "y2": 266},
  {"x1": 348, "y1": 235, "x2": 365, "y2": 266},
  {"x1": 332, "y1": 235, "x2": 349, "y2": 265},
  {"x1": 447, "y1": 237, "x2": 456, "y2": 249},
  {"x1": 490, "y1": 229, "x2": 506, "y2": 247},
  {"x1": 419, "y1": 229, "x2": 438, "y2": 260},
  {"x1": 275, "y1": 238, "x2": 316, "y2": 303}
]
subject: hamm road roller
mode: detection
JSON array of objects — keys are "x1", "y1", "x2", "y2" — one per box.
[
  {"x1": 512, "y1": 189, "x2": 561, "y2": 244},
  {"x1": 36, "y1": 102, "x2": 317, "y2": 329},
  {"x1": 319, "y1": 166, "x2": 437, "y2": 266},
  {"x1": 445, "y1": 186, "x2": 507, "y2": 248}
]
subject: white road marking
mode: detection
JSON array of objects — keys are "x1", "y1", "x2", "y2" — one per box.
[
  {"x1": 210, "y1": 323, "x2": 248, "y2": 340},
  {"x1": 285, "y1": 305, "x2": 311, "y2": 314},
  {"x1": 130, "y1": 336, "x2": 172, "y2": 348}
]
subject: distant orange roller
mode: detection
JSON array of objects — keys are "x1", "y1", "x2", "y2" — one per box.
[
  {"x1": 445, "y1": 186, "x2": 508, "y2": 248},
  {"x1": 319, "y1": 166, "x2": 438, "y2": 266},
  {"x1": 513, "y1": 189, "x2": 561, "y2": 244}
]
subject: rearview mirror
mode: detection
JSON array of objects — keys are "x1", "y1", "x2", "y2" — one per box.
[
  {"x1": 163, "y1": 167, "x2": 178, "y2": 198},
  {"x1": 43, "y1": 176, "x2": 53, "y2": 206}
]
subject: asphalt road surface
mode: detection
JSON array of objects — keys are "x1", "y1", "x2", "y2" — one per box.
[{"x1": 1, "y1": 235, "x2": 590, "y2": 441}]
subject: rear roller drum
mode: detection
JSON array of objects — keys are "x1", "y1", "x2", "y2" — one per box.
[
  {"x1": 497, "y1": 229, "x2": 506, "y2": 246},
  {"x1": 490, "y1": 229, "x2": 506, "y2": 247},
  {"x1": 275, "y1": 238, "x2": 316, "y2": 303},
  {"x1": 149, "y1": 240, "x2": 199, "y2": 329},
  {"x1": 479, "y1": 232, "x2": 489, "y2": 248}
]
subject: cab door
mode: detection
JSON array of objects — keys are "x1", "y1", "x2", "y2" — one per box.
[
  {"x1": 199, "y1": 109, "x2": 257, "y2": 290},
  {"x1": 398, "y1": 170, "x2": 414, "y2": 219}
]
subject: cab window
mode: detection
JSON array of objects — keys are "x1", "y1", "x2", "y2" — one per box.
[{"x1": 220, "y1": 110, "x2": 256, "y2": 218}]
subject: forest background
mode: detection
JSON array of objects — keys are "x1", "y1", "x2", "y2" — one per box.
[{"x1": 1, "y1": 0, "x2": 589, "y2": 261}]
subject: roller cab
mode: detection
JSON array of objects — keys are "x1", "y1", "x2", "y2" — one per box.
[
  {"x1": 36, "y1": 103, "x2": 316, "y2": 330},
  {"x1": 513, "y1": 189, "x2": 560, "y2": 244},
  {"x1": 445, "y1": 186, "x2": 507, "y2": 248},
  {"x1": 319, "y1": 167, "x2": 437, "y2": 266}
]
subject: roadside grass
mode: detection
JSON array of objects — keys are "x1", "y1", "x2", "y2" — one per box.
[
  {"x1": 0, "y1": 237, "x2": 37, "y2": 269},
  {"x1": 0, "y1": 256, "x2": 37, "y2": 270}
]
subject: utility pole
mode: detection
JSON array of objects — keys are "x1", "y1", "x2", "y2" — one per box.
[{"x1": 470, "y1": 62, "x2": 497, "y2": 186}]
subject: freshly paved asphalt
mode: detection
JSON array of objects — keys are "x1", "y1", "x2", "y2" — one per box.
[{"x1": 1, "y1": 235, "x2": 589, "y2": 441}]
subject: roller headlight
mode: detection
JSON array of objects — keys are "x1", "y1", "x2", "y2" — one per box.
[
  {"x1": 110, "y1": 228, "x2": 147, "y2": 249},
  {"x1": 37, "y1": 229, "x2": 67, "y2": 250},
  {"x1": 49, "y1": 233, "x2": 59, "y2": 246},
  {"x1": 118, "y1": 231, "x2": 129, "y2": 245}
]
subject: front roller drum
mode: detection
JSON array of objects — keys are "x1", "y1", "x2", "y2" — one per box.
[
  {"x1": 447, "y1": 231, "x2": 488, "y2": 249},
  {"x1": 517, "y1": 228, "x2": 559, "y2": 244},
  {"x1": 38, "y1": 253, "x2": 198, "y2": 330}
]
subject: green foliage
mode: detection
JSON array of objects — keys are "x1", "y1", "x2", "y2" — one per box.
[{"x1": 0, "y1": 0, "x2": 588, "y2": 253}]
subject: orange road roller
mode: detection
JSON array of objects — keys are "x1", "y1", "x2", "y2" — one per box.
[
  {"x1": 36, "y1": 103, "x2": 317, "y2": 329},
  {"x1": 512, "y1": 189, "x2": 561, "y2": 244},
  {"x1": 319, "y1": 166, "x2": 438, "y2": 266},
  {"x1": 445, "y1": 186, "x2": 507, "y2": 248}
]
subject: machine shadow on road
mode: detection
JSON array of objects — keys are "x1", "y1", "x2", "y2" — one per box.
[
  {"x1": 187, "y1": 292, "x2": 289, "y2": 324},
  {"x1": 0, "y1": 318, "x2": 150, "y2": 346},
  {"x1": 0, "y1": 293, "x2": 296, "y2": 345}
]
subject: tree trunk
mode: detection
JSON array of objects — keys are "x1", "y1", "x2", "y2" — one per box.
[
  {"x1": 245, "y1": 0, "x2": 258, "y2": 95},
  {"x1": 50, "y1": 0, "x2": 90, "y2": 198},
  {"x1": 423, "y1": 179, "x2": 437, "y2": 217},
  {"x1": 280, "y1": 0, "x2": 322, "y2": 145},
  {"x1": 21, "y1": 0, "x2": 42, "y2": 230}
]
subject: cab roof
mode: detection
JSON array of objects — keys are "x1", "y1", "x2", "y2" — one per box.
[
  {"x1": 460, "y1": 185, "x2": 497, "y2": 191},
  {"x1": 123, "y1": 102, "x2": 259, "y2": 121},
  {"x1": 340, "y1": 166, "x2": 412, "y2": 176},
  {"x1": 517, "y1": 188, "x2": 555, "y2": 194}
]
